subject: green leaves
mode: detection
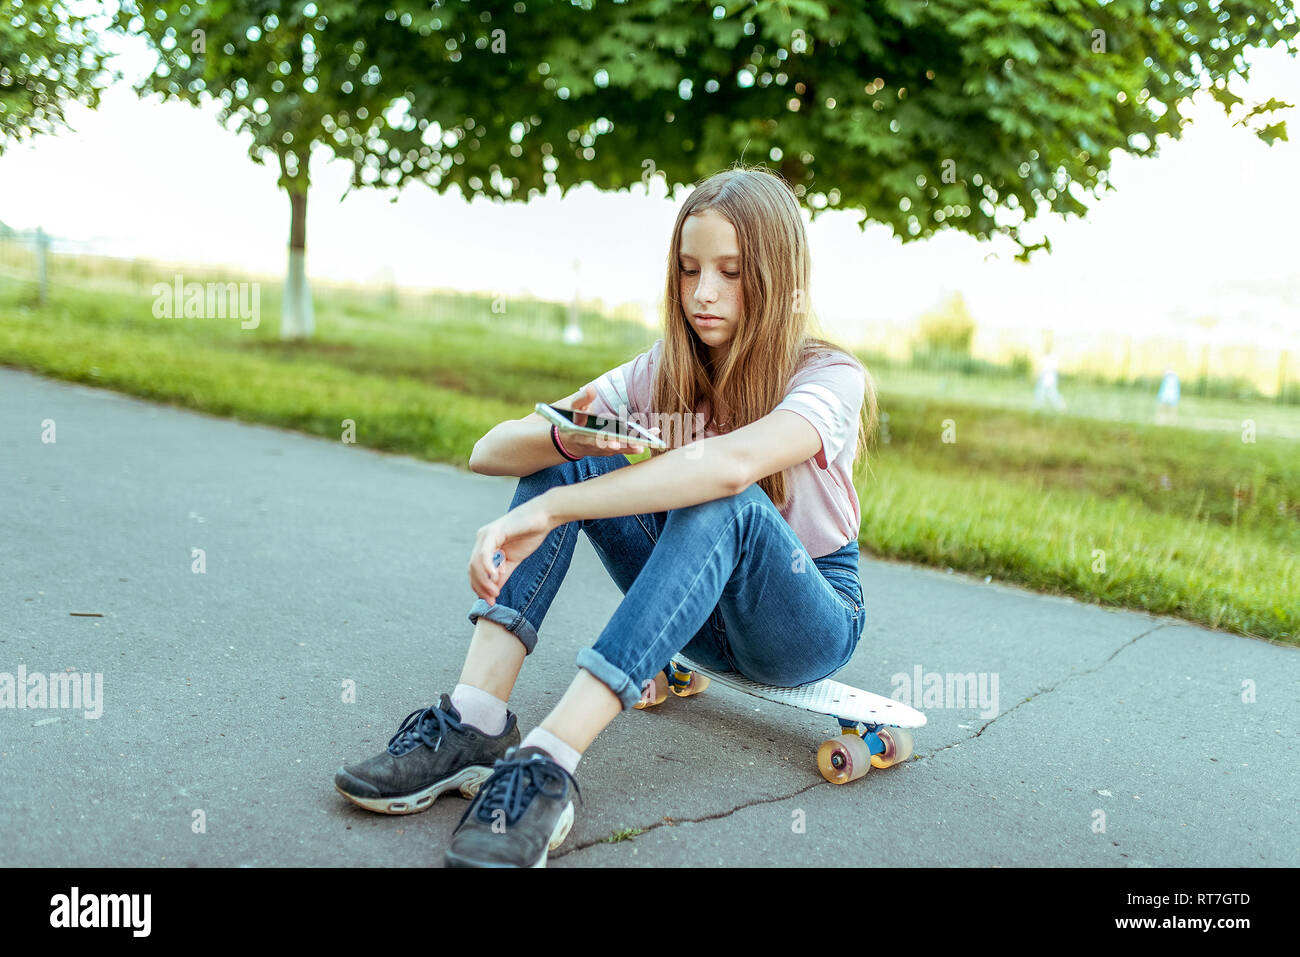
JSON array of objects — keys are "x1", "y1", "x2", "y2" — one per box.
[
  {"x1": 1209, "y1": 83, "x2": 1245, "y2": 111},
  {"x1": 104, "y1": 0, "x2": 1298, "y2": 261},
  {"x1": 0, "y1": 0, "x2": 118, "y2": 154},
  {"x1": 1251, "y1": 121, "x2": 1289, "y2": 146},
  {"x1": 1224, "y1": 95, "x2": 1294, "y2": 145}
]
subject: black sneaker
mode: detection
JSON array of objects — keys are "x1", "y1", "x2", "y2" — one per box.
[
  {"x1": 334, "y1": 694, "x2": 519, "y2": 814},
  {"x1": 443, "y1": 745, "x2": 582, "y2": 868}
]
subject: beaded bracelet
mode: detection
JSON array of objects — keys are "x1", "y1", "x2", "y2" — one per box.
[{"x1": 551, "y1": 424, "x2": 582, "y2": 461}]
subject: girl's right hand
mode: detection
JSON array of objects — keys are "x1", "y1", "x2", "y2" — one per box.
[{"x1": 553, "y1": 384, "x2": 661, "y2": 458}]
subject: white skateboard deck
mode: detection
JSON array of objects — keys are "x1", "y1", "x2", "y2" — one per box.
[{"x1": 674, "y1": 657, "x2": 927, "y2": 728}]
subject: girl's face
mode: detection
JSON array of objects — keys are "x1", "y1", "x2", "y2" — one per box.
[{"x1": 679, "y1": 209, "x2": 744, "y2": 365}]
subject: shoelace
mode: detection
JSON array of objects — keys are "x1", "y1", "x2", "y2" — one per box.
[
  {"x1": 457, "y1": 752, "x2": 583, "y2": 830},
  {"x1": 386, "y1": 704, "x2": 463, "y2": 757}
]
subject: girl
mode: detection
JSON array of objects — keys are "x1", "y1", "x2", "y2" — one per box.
[{"x1": 334, "y1": 165, "x2": 877, "y2": 868}]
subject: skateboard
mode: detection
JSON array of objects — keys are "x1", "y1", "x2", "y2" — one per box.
[{"x1": 654, "y1": 657, "x2": 927, "y2": 784}]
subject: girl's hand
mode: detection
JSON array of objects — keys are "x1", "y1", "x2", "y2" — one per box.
[
  {"x1": 469, "y1": 496, "x2": 559, "y2": 605},
  {"x1": 554, "y1": 384, "x2": 661, "y2": 458}
]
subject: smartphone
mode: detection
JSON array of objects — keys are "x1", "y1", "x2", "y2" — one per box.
[{"x1": 535, "y1": 402, "x2": 669, "y2": 450}]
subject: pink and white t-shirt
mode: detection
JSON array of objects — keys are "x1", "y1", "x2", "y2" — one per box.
[{"x1": 581, "y1": 338, "x2": 865, "y2": 558}]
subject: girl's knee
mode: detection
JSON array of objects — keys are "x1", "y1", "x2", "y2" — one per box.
[
  {"x1": 665, "y1": 484, "x2": 764, "y2": 526},
  {"x1": 515, "y1": 454, "x2": 632, "y2": 506},
  {"x1": 517, "y1": 455, "x2": 589, "y2": 496}
]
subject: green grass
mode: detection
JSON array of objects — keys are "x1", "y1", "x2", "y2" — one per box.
[
  {"x1": 1, "y1": 269, "x2": 1296, "y2": 643},
  {"x1": 597, "y1": 827, "x2": 647, "y2": 844},
  {"x1": 877, "y1": 399, "x2": 1298, "y2": 549},
  {"x1": 861, "y1": 457, "x2": 1294, "y2": 636}
]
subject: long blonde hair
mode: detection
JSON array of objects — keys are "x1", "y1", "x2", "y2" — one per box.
[{"x1": 649, "y1": 164, "x2": 878, "y2": 508}]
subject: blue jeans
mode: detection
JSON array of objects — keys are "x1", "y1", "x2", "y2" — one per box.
[{"x1": 467, "y1": 453, "x2": 866, "y2": 711}]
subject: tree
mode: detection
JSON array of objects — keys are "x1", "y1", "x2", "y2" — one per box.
[
  {"x1": 112, "y1": 0, "x2": 606, "y2": 339},
  {"x1": 0, "y1": 0, "x2": 116, "y2": 155},
  {"x1": 115, "y1": 1, "x2": 422, "y2": 338},
  {"x1": 482, "y1": 0, "x2": 1296, "y2": 260}
]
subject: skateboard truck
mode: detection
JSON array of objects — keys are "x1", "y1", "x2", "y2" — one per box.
[
  {"x1": 817, "y1": 717, "x2": 915, "y2": 784},
  {"x1": 667, "y1": 661, "x2": 702, "y2": 694}
]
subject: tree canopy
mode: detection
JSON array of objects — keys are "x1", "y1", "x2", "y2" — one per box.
[
  {"x1": 470, "y1": 0, "x2": 1297, "y2": 259},
  {"x1": 0, "y1": 0, "x2": 116, "y2": 155},
  {"x1": 111, "y1": 0, "x2": 1299, "y2": 277}
]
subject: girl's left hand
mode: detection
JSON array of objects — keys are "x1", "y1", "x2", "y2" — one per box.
[{"x1": 469, "y1": 496, "x2": 559, "y2": 605}]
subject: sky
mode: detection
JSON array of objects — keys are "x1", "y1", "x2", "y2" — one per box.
[{"x1": 2, "y1": 19, "x2": 1298, "y2": 359}]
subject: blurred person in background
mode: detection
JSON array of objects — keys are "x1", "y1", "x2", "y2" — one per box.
[
  {"x1": 1156, "y1": 367, "x2": 1181, "y2": 424},
  {"x1": 1033, "y1": 351, "x2": 1066, "y2": 412}
]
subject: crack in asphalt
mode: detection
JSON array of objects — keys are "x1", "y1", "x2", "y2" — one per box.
[
  {"x1": 916, "y1": 621, "x2": 1173, "y2": 759},
  {"x1": 554, "y1": 621, "x2": 1173, "y2": 860},
  {"x1": 553, "y1": 778, "x2": 827, "y2": 860}
]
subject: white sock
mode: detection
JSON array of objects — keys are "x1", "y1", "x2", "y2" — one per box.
[
  {"x1": 450, "y1": 683, "x2": 508, "y2": 736},
  {"x1": 521, "y1": 727, "x2": 582, "y2": 776}
]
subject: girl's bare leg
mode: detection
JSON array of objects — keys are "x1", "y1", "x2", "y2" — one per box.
[
  {"x1": 537, "y1": 670, "x2": 622, "y2": 754},
  {"x1": 457, "y1": 618, "x2": 526, "y2": 701},
  {"x1": 458, "y1": 618, "x2": 620, "y2": 754}
]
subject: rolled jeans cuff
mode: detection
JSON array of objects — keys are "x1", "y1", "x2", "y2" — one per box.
[
  {"x1": 575, "y1": 648, "x2": 643, "y2": 711},
  {"x1": 467, "y1": 599, "x2": 539, "y2": 655}
]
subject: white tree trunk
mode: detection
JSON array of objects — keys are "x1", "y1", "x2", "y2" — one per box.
[
  {"x1": 281, "y1": 247, "x2": 314, "y2": 339},
  {"x1": 280, "y1": 180, "x2": 314, "y2": 340}
]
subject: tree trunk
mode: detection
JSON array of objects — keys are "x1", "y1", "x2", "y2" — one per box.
[{"x1": 281, "y1": 175, "x2": 314, "y2": 340}]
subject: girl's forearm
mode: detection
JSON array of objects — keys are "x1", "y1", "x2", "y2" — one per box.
[
  {"x1": 469, "y1": 418, "x2": 567, "y2": 477},
  {"x1": 542, "y1": 441, "x2": 745, "y2": 524}
]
